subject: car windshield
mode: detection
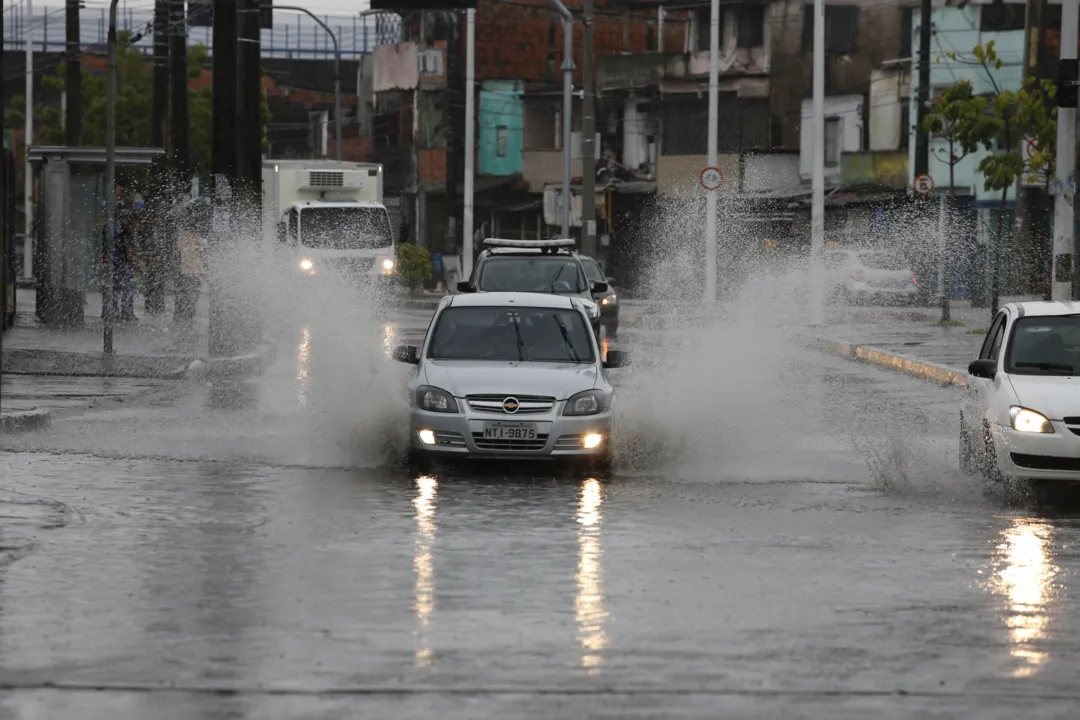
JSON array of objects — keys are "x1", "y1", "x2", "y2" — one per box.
[
  {"x1": 299, "y1": 207, "x2": 393, "y2": 249},
  {"x1": 857, "y1": 252, "x2": 907, "y2": 271},
  {"x1": 476, "y1": 257, "x2": 587, "y2": 294},
  {"x1": 1006, "y1": 316, "x2": 1080, "y2": 375},
  {"x1": 427, "y1": 306, "x2": 595, "y2": 363},
  {"x1": 581, "y1": 258, "x2": 605, "y2": 283}
]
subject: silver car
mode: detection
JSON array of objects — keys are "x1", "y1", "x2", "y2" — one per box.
[{"x1": 391, "y1": 291, "x2": 630, "y2": 470}]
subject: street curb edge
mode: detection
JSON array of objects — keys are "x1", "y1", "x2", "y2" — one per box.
[
  {"x1": 0, "y1": 409, "x2": 52, "y2": 433},
  {"x1": 813, "y1": 338, "x2": 968, "y2": 388}
]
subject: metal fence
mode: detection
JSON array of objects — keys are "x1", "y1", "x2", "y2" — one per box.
[{"x1": 3, "y1": 5, "x2": 402, "y2": 59}]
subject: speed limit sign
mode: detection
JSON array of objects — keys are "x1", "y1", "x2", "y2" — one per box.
[{"x1": 913, "y1": 173, "x2": 935, "y2": 195}]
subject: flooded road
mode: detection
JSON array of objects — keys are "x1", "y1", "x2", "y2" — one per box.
[{"x1": 3, "y1": 314, "x2": 1080, "y2": 718}]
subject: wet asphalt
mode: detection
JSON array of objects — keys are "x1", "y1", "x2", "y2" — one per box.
[{"x1": 2, "y1": 310, "x2": 1080, "y2": 718}]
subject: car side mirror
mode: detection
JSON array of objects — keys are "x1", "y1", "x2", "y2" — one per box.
[
  {"x1": 392, "y1": 345, "x2": 419, "y2": 365},
  {"x1": 457, "y1": 280, "x2": 475, "y2": 293},
  {"x1": 591, "y1": 281, "x2": 609, "y2": 294},
  {"x1": 968, "y1": 358, "x2": 996, "y2": 379},
  {"x1": 603, "y1": 349, "x2": 630, "y2": 369}
]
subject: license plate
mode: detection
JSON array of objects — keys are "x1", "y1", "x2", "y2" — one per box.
[{"x1": 483, "y1": 422, "x2": 538, "y2": 440}]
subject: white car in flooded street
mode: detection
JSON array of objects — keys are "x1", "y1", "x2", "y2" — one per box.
[
  {"x1": 962, "y1": 301, "x2": 1080, "y2": 483},
  {"x1": 391, "y1": 291, "x2": 630, "y2": 472}
]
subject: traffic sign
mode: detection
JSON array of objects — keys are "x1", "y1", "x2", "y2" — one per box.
[
  {"x1": 913, "y1": 173, "x2": 935, "y2": 195},
  {"x1": 700, "y1": 167, "x2": 724, "y2": 191},
  {"x1": 1026, "y1": 138, "x2": 1039, "y2": 160}
]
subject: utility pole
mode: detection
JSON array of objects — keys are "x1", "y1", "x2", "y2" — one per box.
[
  {"x1": 463, "y1": 7, "x2": 475, "y2": 279},
  {"x1": 238, "y1": 0, "x2": 262, "y2": 187},
  {"x1": 210, "y1": 0, "x2": 240, "y2": 359},
  {"x1": 104, "y1": 0, "x2": 120, "y2": 355},
  {"x1": 809, "y1": 0, "x2": 825, "y2": 323},
  {"x1": 1020, "y1": 0, "x2": 1048, "y2": 293},
  {"x1": 169, "y1": 0, "x2": 191, "y2": 183},
  {"x1": 23, "y1": 0, "x2": 33, "y2": 281},
  {"x1": 913, "y1": 0, "x2": 931, "y2": 183},
  {"x1": 146, "y1": 0, "x2": 169, "y2": 316},
  {"x1": 445, "y1": 13, "x2": 462, "y2": 253},
  {"x1": 65, "y1": 0, "x2": 81, "y2": 146},
  {"x1": 1058, "y1": 0, "x2": 1079, "y2": 300},
  {"x1": 550, "y1": 0, "x2": 573, "y2": 237},
  {"x1": 704, "y1": 0, "x2": 719, "y2": 308},
  {"x1": 581, "y1": 0, "x2": 597, "y2": 258}
]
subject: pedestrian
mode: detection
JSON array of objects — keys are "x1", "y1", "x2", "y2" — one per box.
[
  {"x1": 101, "y1": 196, "x2": 138, "y2": 322},
  {"x1": 174, "y1": 202, "x2": 206, "y2": 330}
]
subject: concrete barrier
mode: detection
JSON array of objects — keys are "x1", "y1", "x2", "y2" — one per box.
[{"x1": 812, "y1": 337, "x2": 968, "y2": 388}]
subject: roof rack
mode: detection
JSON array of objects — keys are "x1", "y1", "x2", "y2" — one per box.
[{"x1": 483, "y1": 238, "x2": 576, "y2": 249}]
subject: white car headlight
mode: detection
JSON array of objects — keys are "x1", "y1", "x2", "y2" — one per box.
[
  {"x1": 299, "y1": 258, "x2": 314, "y2": 272},
  {"x1": 563, "y1": 389, "x2": 606, "y2": 416},
  {"x1": 1010, "y1": 406, "x2": 1054, "y2": 434},
  {"x1": 416, "y1": 386, "x2": 458, "y2": 413}
]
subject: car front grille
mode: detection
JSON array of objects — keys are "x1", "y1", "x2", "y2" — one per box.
[
  {"x1": 329, "y1": 257, "x2": 376, "y2": 275},
  {"x1": 472, "y1": 433, "x2": 549, "y2": 451},
  {"x1": 466, "y1": 394, "x2": 556, "y2": 415},
  {"x1": 1011, "y1": 453, "x2": 1080, "y2": 472}
]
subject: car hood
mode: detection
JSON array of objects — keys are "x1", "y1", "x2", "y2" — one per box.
[
  {"x1": 422, "y1": 360, "x2": 599, "y2": 399},
  {"x1": 1008, "y1": 374, "x2": 1080, "y2": 420}
]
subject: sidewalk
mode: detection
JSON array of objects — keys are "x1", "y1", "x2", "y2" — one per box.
[{"x1": 810, "y1": 304, "x2": 991, "y2": 388}]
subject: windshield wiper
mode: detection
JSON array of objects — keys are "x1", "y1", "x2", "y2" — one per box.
[
  {"x1": 1015, "y1": 361, "x2": 1075, "y2": 373},
  {"x1": 510, "y1": 315, "x2": 525, "y2": 361},
  {"x1": 549, "y1": 263, "x2": 570, "y2": 293},
  {"x1": 553, "y1": 315, "x2": 580, "y2": 363}
]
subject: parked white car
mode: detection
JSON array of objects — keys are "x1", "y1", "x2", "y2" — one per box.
[
  {"x1": 961, "y1": 301, "x2": 1080, "y2": 483},
  {"x1": 823, "y1": 249, "x2": 919, "y2": 306}
]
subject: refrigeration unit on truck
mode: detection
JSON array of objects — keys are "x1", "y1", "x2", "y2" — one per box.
[{"x1": 262, "y1": 160, "x2": 396, "y2": 282}]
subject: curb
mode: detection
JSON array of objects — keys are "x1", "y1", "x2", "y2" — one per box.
[
  {"x1": 0, "y1": 409, "x2": 52, "y2": 432},
  {"x1": 202, "y1": 343, "x2": 277, "y2": 381},
  {"x1": 813, "y1": 337, "x2": 968, "y2": 387}
]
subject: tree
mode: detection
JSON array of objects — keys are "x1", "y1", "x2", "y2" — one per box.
[
  {"x1": 4, "y1": 32, "x2": 269, "y2": 184},
  {"x1": 923, "y1": 79, "x2": 990, "y2": 323}
]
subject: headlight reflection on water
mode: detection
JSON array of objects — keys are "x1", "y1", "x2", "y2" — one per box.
[
  {"x1": 987, "y1": 518, "x2": 1059, "y2": 678},
  {"x1": 296, "y1": 327, "x2": 312, "y2": 410},
  {"x1": 576, "y1": 478, "x2": 608, "y2": 673},
  {"x1": 413, "y1": 475, "x2": 439, "y2": 667}
]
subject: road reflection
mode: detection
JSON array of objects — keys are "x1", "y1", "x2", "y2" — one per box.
[
  {"x1": 296, "y1": 326, "x2": 311, "y2": 410},
  {"x1": 382, "y1": 322, "x2": 396, "y2": 359},
  {"x1": 576, "y1": 478, "x2": 608, "y2": 673},
  {"x1": 413, "y1": 475, "x2": 439, "y2": 667},
  {"x1": 988, "y1": 518, "x2": 1059, "y2": 678}
]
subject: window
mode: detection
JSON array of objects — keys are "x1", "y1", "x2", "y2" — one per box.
[
  {"x1": 738, "y1": 4, "x2": 765, "y2": 48},
  {"x1": 298, "y1": 206, "x2": 393, "y2": 249},
  {"x1": 1006, "y1": 316, "x2": 1080, "y2": 375},
  {"x1": 427, "y1": 306, "x2": 596, "y2": 363},
  {"x1": 696, "y1": 6, "x2": 725, "y2": 52},
  {"x1": 979, "y1": 3, "x2": 1025, "y2": 32},
  {"x1": 980, "y1": 312, "x2": 1007, "y2": 361},
  {"x1": 824, "y1": 117, "x2": 841, "y2": 167},
  {"x1": 496, "y1": 126, "x2": 508, "y2": 157},
  {"x1": 802, "y1": 4, "x2": 859, "y2": 54},
  {"x1": 476, "y1": 256, "x2": 588, "y2": 294},
  {"x1": 857, "y1": 252, "x2": 907, "y2": 271}
]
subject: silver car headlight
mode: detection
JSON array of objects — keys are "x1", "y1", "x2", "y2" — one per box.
[
  {"x1": 601, "y1": 293, "x2": 617, "y2": 306},
  {"x1": 1010, "y1": 406, "x2": 1054, "y2": 434},
  {"x1": 563, "y1": 389, "x2": 607, "y2": 416},
  {"x1": 416, "y1": 385, "x2": 459, "y2": 413}
]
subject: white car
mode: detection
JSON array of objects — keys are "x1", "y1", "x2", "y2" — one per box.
[
  {"x1": 392, "y1": 291, "x2": 630, "y2": 472},
  {"x1": 961, "y1": 301, "x2": 1080, "y2": 483},
  {"x1": 823, "y1": 249, "x2": 919, "y2": 306}
]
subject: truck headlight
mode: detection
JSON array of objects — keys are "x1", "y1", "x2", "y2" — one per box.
[
  {"x1": 299, "y1": 258, "x2": 314, "y2": 272},
  {"x1": 382, "y1": 258, "x2": 395, "y2": 273}
]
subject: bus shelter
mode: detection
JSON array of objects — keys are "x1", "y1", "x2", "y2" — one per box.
[{"x1": 28, "y1": 146, "x2": 164, "y2": 328}]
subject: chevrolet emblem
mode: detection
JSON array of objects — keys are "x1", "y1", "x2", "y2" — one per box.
[{"x1": 503, "y1": 397, "x2": 520, "y2": 413}]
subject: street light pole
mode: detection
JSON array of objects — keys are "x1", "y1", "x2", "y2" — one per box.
[
  {"x1": 278, "y1": 7, "x2": 342, "y2": 160},
  {"x1": 104, "y1": 0, "x2": 119, "y2": 355},
  {"x1": 463, "y1": 8, "x2": 475, "y2": 279},
  {"x1": 23, "y1": 0, "x2": 33, "y2": 281},
  {"x1": 810, "y1": 0, "x2": 826, "y2": 325},
  {"x1": 549, "y1": 0, "x2": 573, "y2": 237},
  {"x1": 703, "y1": 0, "x2": 719, "y2": 308}
]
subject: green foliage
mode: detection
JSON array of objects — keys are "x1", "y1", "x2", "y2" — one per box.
[
  {"x1": 4, "y1": 32, "x2": 269, "y2": 181},
  {"x1": 395, "y1": 243, "x2": 433, "y2": 284}
]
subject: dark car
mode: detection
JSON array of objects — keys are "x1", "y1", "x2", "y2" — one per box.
[
  {"x1": 457, "y1": 239, "x2": 608, "y2": 337},
  {"x1": 579, "y1": 255, "x2": 619, "y2": 336}
]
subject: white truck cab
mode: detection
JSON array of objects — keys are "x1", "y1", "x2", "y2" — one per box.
[{"x1": 263, "y1": 161, "x2": 395, "y2": 282}]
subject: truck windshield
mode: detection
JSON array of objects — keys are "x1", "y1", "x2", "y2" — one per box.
[{"x1": 299, "y1": 207, "x2": 392, "y2": 250}]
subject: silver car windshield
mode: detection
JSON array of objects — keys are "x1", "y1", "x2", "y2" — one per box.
[
  {"x1": 428, "y1": 307, "x2": 595, "y2": 363},
  {"x1": 476, "y1": 257, "x2": 587, "y2": 294}
]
